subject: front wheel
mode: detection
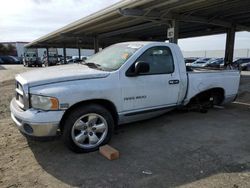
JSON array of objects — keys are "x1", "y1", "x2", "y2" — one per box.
[{"x1": 62, "y1": 104, "x2": 114, "y2": 153}]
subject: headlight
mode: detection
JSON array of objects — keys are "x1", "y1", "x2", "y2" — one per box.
[{"x1": 30, "y1": 95, "x2": 59, "y2": 110}]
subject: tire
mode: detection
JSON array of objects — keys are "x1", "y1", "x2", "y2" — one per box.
[
  {"x1": 211, "y1": 91, "x2": 224, "y2": 106},
  {"x1": 62, "y1": 104, "x2": 114, "y2": 153}
]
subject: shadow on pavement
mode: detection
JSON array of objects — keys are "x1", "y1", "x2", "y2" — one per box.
[
  {"x1": 0, "y1": 65, "x2": 7, "y2": 70},
  {"x1": 28, "y1": 105, "x2": 250, "y2": 187}
]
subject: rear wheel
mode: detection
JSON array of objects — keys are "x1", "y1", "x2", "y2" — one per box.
[
  {"x1": 187, "y1": 89, "x2": 224, "y2": 113},
  {"x1": 62, "y1": 104, "x2": 114, "y2": 153}
]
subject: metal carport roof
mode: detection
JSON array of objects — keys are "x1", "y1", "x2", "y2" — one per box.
[{"x1": 26, "y1": 0, "x2": 250, "y2": 49}]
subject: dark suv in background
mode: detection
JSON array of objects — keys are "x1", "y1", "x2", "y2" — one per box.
[
  {"x1": 232, "y1": 58, "x2": 250, "y2": 69},
  {"x1": 0, "y1": 55, "x2": 21, "y2": 64}
]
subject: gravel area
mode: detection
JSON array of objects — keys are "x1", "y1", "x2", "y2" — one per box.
[{"x1": 0, "y1": 65, "x2": 250, "y2": 188}]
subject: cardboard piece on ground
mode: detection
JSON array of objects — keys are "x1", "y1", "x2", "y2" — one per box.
[{"x1": 99, "y1": 145, "x2": 119, "y2": 160}]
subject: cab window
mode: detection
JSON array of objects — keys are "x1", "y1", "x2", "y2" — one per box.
[{"x1": 136, "y1": 46, "x2": 174, "y2": 74}]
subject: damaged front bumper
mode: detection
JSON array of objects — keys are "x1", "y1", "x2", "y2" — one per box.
[{"x1": 10, "y1": 98, "x2": 64, "y2": 137}]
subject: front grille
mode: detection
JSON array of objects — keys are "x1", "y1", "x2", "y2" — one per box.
[{"x1": 16, "y1": 81, "x2": 25, "y2": 110}]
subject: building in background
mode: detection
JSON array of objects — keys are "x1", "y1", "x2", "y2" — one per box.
[{"x1": 0, "y1": 42, "x2": 28, "y2": 57}]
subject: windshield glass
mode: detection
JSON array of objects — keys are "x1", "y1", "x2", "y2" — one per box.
[
  {"x1": 26, "y1": 52, "x2": 36, "y2": 57},
  {"x1": 86, "y1": 43, "x2": 143, "y2": 71}
]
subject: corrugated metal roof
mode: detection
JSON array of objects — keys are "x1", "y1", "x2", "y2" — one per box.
[{"x1": 26, "y1": 0, "x2": 250, "y2": 48}]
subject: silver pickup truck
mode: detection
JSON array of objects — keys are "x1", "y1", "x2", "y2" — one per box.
[{"x1": 10, "y1": 42, "x2": 240, "y2": 153}]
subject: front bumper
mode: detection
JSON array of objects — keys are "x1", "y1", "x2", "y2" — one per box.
[
  {"x1": 10, "y1": 98, "x2": 64, "y2": 137},
  {"x1": 27, "y1": 61, "x2": 41, "y2": 65}
]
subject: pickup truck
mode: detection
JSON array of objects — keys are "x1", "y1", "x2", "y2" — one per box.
[
  {"x1": 23, "y1": 48, "x2": 42, "y2": 67},
  {"x1": 10, "y1": 42, "x2": 240, "y2": 153}
]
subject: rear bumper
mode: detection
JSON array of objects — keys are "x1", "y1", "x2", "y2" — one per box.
[{"x1": 10, "y1": 98, "x2": 64, "y2": 137}]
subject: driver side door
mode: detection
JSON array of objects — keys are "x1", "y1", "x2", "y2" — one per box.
[{"x1": 120, "y1": 46, "x2": 180, "y2": 113}]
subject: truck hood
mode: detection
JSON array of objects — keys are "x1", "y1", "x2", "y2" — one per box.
[{"x1": 17, "y1": 64, "x2": 110, "y2": 87}]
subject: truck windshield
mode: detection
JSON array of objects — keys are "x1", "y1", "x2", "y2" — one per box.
[{"x1": 86, "y1": 43, "x2": 142, "y2": 71}]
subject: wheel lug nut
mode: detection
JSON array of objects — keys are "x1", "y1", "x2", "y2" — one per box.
[
  {"x1": 83, "y1": 126, "x2": 87, "y2": 129},
  {"x1": 89, "y1": 132, "x2": 93, "y2": 136},
  {"x1": 92, "y1": 127, "x2": 96, "y2": 131},
  {"x1": 84, "y1": 131, "x2": 88, "y2": 135}
]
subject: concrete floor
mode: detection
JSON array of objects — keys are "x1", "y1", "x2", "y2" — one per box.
[{"x1": 0, "y1": 65, "x2": 250, "y2": 187}]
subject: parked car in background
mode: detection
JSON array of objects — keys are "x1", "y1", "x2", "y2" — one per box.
[
  {"x1": 184, "y1": 57, "x2": 198, "y2": 64},
  {"x1": 81, "y1": 56, "x2": 89, "y2": 61},
  {"x1": 240, "y1": 62, "x2": 250, "y2": 71},
  {"x1": 0, "y1": 57, "x2": 4, "y2": 64},
  {"x1": 232, "y1": 58, "x2": 250, "y2": 69},
  {"x1": 23, "y1": 48, "x2": 42, "y2": 67},
  {"x1": 0, "y1": 55, "x2": 21, "y2": 64},
  {"x1": 205, "y1": 58, "x2": 224, "y2": 68},
  {"x1": 66, "y1": 56, "x2": 82, "y2": 64},
  {"x1": 187, "y1": 58, "x2": 211, "y2": 67}
]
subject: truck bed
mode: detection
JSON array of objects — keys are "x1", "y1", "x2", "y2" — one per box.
[{"x1": 184, "y1": 69, "x2": 240, "y2": 104}]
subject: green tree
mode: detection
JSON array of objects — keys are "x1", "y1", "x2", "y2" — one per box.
[{"x1": 0, "y1": 43, "x2": 17, "y2": 55}]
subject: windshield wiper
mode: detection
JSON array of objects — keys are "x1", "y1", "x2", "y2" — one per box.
[{"x1": 80, "y1": 62, "x2": 103, "y2": 70}]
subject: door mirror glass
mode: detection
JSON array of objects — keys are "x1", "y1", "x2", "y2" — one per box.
[{"x1": 135, "y1": 61, "x2": 150, "y2": 74}]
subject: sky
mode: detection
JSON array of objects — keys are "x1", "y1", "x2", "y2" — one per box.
[{"x1": 1, "y1": 0, "x2": 250, "y2": 51}]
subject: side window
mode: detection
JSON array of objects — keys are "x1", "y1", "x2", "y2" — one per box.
[{"x1": 137, "y1": 46, "x2": 174, "y2": 74}]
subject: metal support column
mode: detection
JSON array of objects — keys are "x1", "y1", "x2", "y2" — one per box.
[
  {"x1": 46, "y1": 47, "x2": 49, "y2": 66},
  {"x1": 168, "y1": 20, "x2": 179, "y2": 44},
  {"x1": 78, "y1": 48, "x2": 81, "y2": 59},
  {"x1": 224, "y1": 26, "x2": 236, "y2": 67},
  {"x1": 46, "y1": 47, "x2": 49, "y2": 58},
  {"x1": 63, "y1": 46, "x2": 67, "y2": 64},
  {"x1": 94, "y1": 36, "x2": 99, "y2": 53}
]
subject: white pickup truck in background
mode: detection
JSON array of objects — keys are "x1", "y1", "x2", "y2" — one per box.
[{"x1": 10, "y1": 42, "x2": 240, "y2": 153}]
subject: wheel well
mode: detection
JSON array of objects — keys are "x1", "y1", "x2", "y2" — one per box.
[
  {"x1": 59, "y1": 99, "x2": 118, "y2": 132},
  {"x1": 189, "y1": 87, "x2": 225, "y2": 105}
]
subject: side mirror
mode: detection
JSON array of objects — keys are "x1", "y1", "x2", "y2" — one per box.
[
  {"x1": 126, "y1": 61, "x2": 150, "y2": 77},
  {"x1": 134, "y1": 61, "x2": 150, "y2": 75}
]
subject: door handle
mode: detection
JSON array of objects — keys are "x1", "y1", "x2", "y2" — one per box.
[{"x1": 169, "y1": 80, "x2": 179, "y2": 84}]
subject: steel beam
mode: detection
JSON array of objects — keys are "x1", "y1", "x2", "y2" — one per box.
[
  {"x1": 169, "y1": 20, "x2": 179, "y2": 44},
  {"x1": 94, "y1": 37, "x2": 99, "y2": 53},
  {"x1": 99, "y1": 22, "x2": 162, "y2": 38},
  {"x1": 46, "y1": 47, "x2": 49, "y2": 64},
  {"x1": 119, "y1": 8, "x2": 250, "y2": 32},
  {"x1": 63, "y1": 46, "x2": 67, "y2": 64},
  {"x1": 78, "y1": 48, "x2": 81, "y2": 59},
  {"x1": 224, "y1": 26, "x2": 236, "y2": 66},
  {"x1": 46, "y1": 47, "x2": 49, "y2": 59}
]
